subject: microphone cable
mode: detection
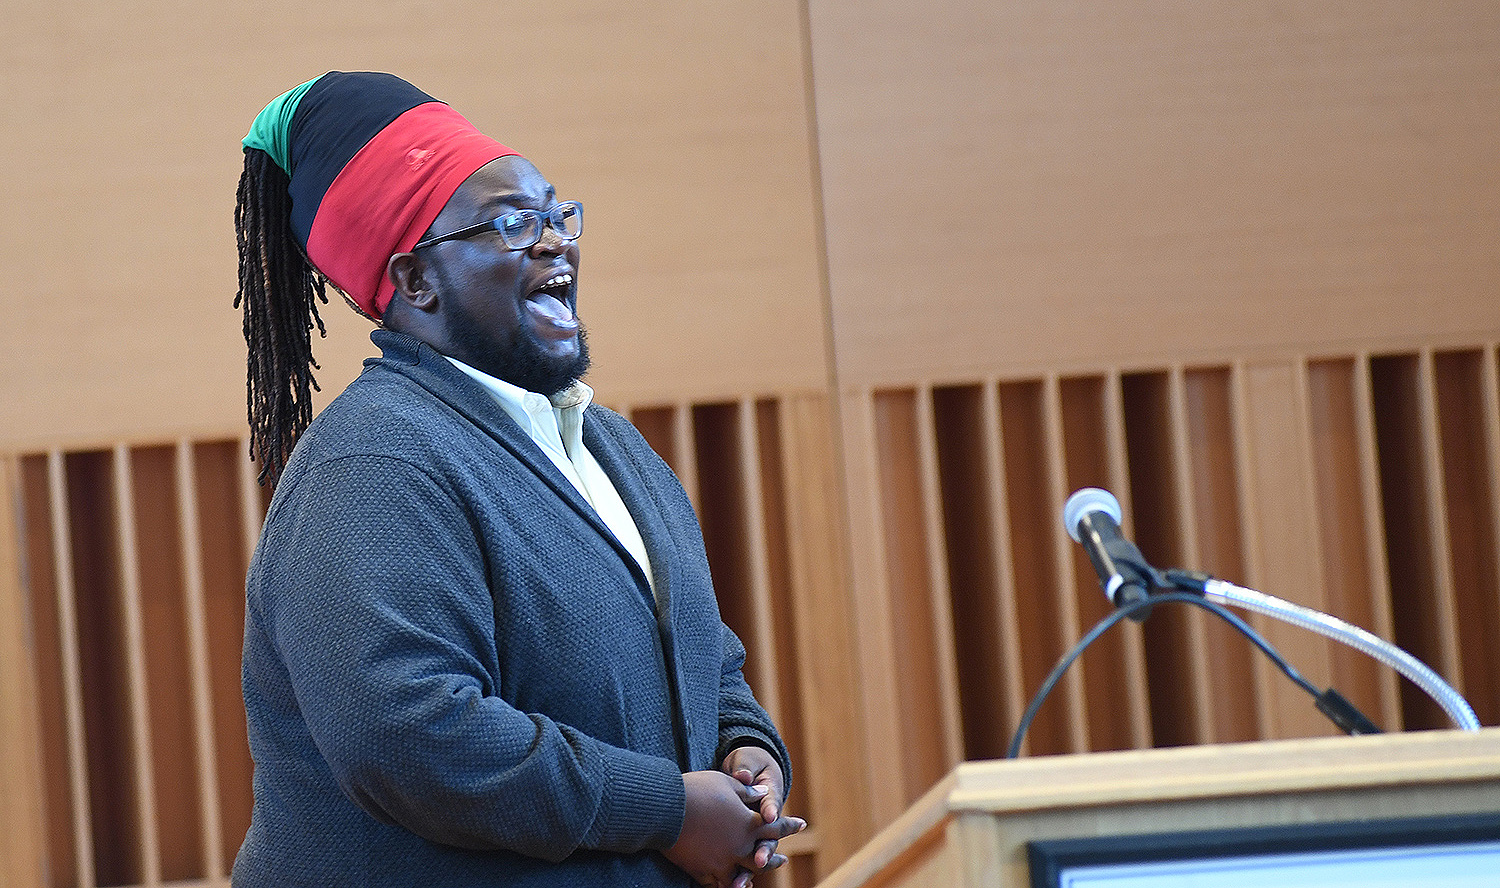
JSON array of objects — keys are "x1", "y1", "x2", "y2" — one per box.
[{"x1": 1004, "y1": 591, "x2": 1380, "y2": 760}]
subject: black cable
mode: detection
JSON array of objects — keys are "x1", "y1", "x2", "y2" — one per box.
[{"x1": 1005, "y1": 591, "x2": 1338, "y2": 759}]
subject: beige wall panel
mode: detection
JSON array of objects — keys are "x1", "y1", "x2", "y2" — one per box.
[
  {"x1": 0, "y1": 0, "x2": 831, "y2": 451},
  {"x1": 807, "y1": 0, "x2": 1500, "y2": 385}
]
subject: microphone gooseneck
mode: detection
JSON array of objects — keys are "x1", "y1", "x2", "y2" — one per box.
[{"x1": 1050, "y1": 486, "x2": 1479, "y2": 734}]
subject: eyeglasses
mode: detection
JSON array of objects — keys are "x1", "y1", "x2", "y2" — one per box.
[{"x1": 413, "y1": 200, "x2": 583, "y2": 251}]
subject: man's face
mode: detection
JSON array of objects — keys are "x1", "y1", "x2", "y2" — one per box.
[{"x1": 421, "y1": 156, "x2": 588, "y2": 394}]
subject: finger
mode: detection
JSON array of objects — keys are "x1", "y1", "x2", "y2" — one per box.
[
  {"x1": 754, "y1": 838, "x2": 776, "y2": 870},
  {"x1": 754, "y1": 815, "x2": 807, "y2": 841},
  {"x1": 731, "y1": 869, "x2": 752, "y2": 888},
  {"x1": 758, "y1": 791, "x2": 779, "y2": 824},
  {"x1": 750, "y1": 771, "x2": 783, "y2": 822}
]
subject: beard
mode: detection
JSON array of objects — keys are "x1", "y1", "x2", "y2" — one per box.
[
  {"x1": 431, "y1": 259, "x2": 592, "y2": 396},
  {"x1": 499, "y1": 322, "x2": 591, "y2": 396},
  {"x1": 449, "y1": 313, "x2": 591, "y2": 396}
]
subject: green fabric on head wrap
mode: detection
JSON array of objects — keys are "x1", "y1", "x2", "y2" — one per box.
[{"x1": 242, "y1": 75, "x2": 323, "y2": 173}]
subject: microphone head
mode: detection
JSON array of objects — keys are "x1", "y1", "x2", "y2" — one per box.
[{"x1": 1063, "y1": 487, "x2": 1123, "y2": 542}]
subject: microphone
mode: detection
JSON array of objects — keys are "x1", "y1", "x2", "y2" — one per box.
[{"x1": 1063, "y1": 488, "x2": 1155, "y2": 618}]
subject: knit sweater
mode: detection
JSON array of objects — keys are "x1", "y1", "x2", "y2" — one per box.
[{"x1": 233, "y1": 330, "x2": 788, "y2": 887}]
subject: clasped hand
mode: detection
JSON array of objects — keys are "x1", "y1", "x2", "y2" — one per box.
[{"x1": 664, "y1": 746, "x2": 806, "y2": 888}]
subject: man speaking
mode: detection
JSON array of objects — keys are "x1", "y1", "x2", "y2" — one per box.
[{"x1": 232, "y1": 71, "x2": 803, "y2": 887}]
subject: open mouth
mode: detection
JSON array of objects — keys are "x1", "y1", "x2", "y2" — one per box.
[
  {"x1": 534, "y1": 273, "x2": 574, "y2": 304},
  {"x1": 525, "y1": 273, "x2": 579, "y2": 332}
]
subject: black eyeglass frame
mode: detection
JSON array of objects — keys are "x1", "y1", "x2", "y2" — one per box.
[{"x1": 412, "y1": 200, "x2": 583, "y2": 251}]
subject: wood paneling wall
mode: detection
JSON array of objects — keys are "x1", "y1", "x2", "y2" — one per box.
[
  {"x1": 808, "y1": 0, "x2": 1500, "y2": 384},
  {"x1": 838, "y1": 346, "x2": 1500, "y2": 825},
  {"x1": 4, "y1": 1, "x2": 1500, "y2": 887},
  {"x1": 0, "y1": 393, "x2": 864, "y2": 888},
  {"x1": 803, "y1": 0, "x2": 1500, "y2": 829},
  {"x1": 9, "y1": 346, "x2": 1500, "y2": 886},
  {"x1": 6, "y1": 443, "x2": 261, "y2": 888}
]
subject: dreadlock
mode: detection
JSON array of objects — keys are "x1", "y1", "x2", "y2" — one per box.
[{"x1": 234, "y1": 147, "x2": 329, "y2": 486}]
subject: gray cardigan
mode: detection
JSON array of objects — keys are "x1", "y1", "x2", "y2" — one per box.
[{"x1": 233, "y1": 330, "x2": 788, "y2": 887}]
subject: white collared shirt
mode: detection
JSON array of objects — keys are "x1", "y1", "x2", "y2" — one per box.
[{"x1": 446, "y1": 357, "x2": 657, "y2": 601}]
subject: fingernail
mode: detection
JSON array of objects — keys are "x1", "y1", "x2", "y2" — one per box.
[{"x1": 748, "y1": 784, "x2": 769, "y2": 796}]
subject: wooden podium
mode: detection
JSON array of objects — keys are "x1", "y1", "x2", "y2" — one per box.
[{"x1": 816, "y1": 728, "x2": 1500, "y2": 888}]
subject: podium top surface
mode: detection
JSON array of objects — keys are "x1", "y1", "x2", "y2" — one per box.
[
  {"x1": 943, "y1": 727, "x2": 1500, "y2": 816},
  {"x1": 818, "y1": 728, "x2": 1500, "y2": 888}
]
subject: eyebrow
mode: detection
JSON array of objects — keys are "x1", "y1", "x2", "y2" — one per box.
[{"x1": 477, "y1": 185, "x2": 558, "y2": 217}]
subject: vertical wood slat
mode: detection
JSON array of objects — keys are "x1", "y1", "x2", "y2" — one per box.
[
  {"x1": 1180, "y1": 367, "x2": 1260, "y2": 743},
  {"x1": 912, "y1": 385, "x2": 966, "y2": 770},
  {"x1": 1480, "y1": 346, "x2": 1500, "y2": 724},
  {"x1": 1230, "y1": 360, "x2": 1275, "y2": 740},
  {"x1": 1165, "y1": 366, "x2": 1218, "y2": 744},
  {"x1": 1055, "y1": 372, "x2": 1145, "y2": 752},
  {"x1": 1101, "y1": 372, "x2": 1153, "y2": 750},
  {"x1": 112, "y1": 445, "x2": 163, "y2": 886},
  {"x1": 1188, "y1": 364, "x2": 1260, "y2": 738},
  {"x1": 736, "y1": 398, "x2": 783, "y2": 722},
  {"x1": 1487, "y1": 344, "x2": 1500, "y2": 531},
  {"x1": 931, "y1": 384, "x2": 1001, "y2": 761},
  {"x1": 0, "y1": 457, "x2": 48, "y2": 888},
  {"x1": 1370, "y1": 353, "x2": 1455, "y2": 728},
  {"x1": 176, "y1": 442, "x2": 226, "y2": 879},
  {"x1": 998, "y1": 379, "x2": 1079, "y2": 755},
  {"x1": 841, "y1": 387, "x2": 906, "y2": 826},
  {"x1": 978, "y1": 380, "x2": 1028, "y2": 753},
  {"x1": 1121, "y1": 370, "x2": 1205, "y2": 748},
  {"x1": 674, "y1": 403, "x2": 701, "y2": 511},
  {"x1": 17, "y1": 455, "x2": 78, "y2": 886},
  {"x1": 1040, "y1": 376, "x2": 1089, "y2": 754},
  {"x1": 199, "y1": 442, "x2": 255, "y2": 866},
  {"x1": 1431, "y1": 348, "x2": 1500, "y2": 728},
  {"x1": 1304, "y1": 358, "x2": 1399, "y2": 730},
  {"x1": 238, "y1": 438, "x2": 263, "y2": 565},
  {"x1": 748, "y1": 398, "x2": 815, "y2": 888},
  {"x1": 49, "y1": 450, "x2": 98, "y2": 888},
  {"x1": 775, "y1": 393, "x2": 871, "y2": 873},
  {"x1": 1416, "y1": 351, "x2": 1464, "y2": 684},
  {"x1": 1237, "y1": 361, "x2": 1342, "y2": 739},
  {"x1": 866, "y1": 386, "x2": 960, "y2": 796},
  {"x1": 1351, "y1": 354, "x2": 1404, "y2": 727},
  {"x1": 1288, "y1": 360, "x2": 1337, "y2": 733}
]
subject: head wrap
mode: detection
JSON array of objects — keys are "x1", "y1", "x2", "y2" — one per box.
[{"x1": 243, "y1": 72, "x2": 520, "y2": 317}]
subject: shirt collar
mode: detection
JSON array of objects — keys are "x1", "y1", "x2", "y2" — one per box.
[{"x1": 444, "y1": 356, "x2": 593, "y2": 421}]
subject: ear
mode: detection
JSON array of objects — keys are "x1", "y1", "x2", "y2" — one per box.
[{"x1": 386, "y1": 251, "x2": 440, "y2": 313}]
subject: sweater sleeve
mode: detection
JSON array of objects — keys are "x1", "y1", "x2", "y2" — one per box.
[
  {"x1": 249, "y1": 453, "x2": 685, "y2": 860},
  {"x1": 713, "y1": 623, "x2": 793, "y2": 791}
]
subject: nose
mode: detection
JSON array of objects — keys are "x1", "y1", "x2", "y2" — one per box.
[{"x1": 528, "y1": 223, "x2": 569, "y2": 257}]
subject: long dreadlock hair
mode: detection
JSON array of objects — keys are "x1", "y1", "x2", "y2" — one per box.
[{"x1": 234, "y1": 147, "x2": 330, "y2": 486}]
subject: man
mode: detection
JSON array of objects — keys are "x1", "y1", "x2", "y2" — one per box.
[{"x1": 232, "y1": 71, "x2": 803, "y2": 887}]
